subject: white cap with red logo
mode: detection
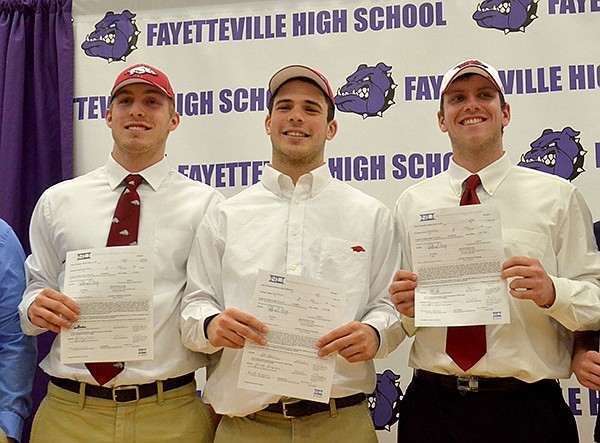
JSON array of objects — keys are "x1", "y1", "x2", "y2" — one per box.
[{"x1": 440, "y1": 59, "x2": 504, "y2": 95}]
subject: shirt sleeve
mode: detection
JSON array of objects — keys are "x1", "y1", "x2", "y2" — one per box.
[
  {"x1": 19, "y1": 192, "x2": 63, "y2": 336},
  {"x1": 360, "y1": 206, "x2": 405, "y2": 359},
  {"x1": 181, "y1": 207, "x2": 226, "y2": 354},
  {"x1": 0, "y1": 222, "x2": 37, "y2": 442},
  {"x1": 544, "y1": 188, "x2": 600, "y2": 331}
]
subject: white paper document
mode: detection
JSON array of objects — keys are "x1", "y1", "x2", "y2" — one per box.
[
  {"x1": 238, "y1": 269, "x2": 346, "y2": 403},
  {"x1": 411, "y1": 205, "x2": 509, "y2": 327},
  {"x1": 60, "y1": 246, "x2": 154, "y2": 364}
]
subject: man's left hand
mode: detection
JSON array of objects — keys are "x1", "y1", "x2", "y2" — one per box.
[
  {"x1": 316, "y1": 321, "x2": 379, "y2": 362},
  {"x1": 501, "y1": 256, "x2": 556, "y2": 308}
]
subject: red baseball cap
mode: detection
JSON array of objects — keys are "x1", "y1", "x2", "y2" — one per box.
[
  {"x1": 111, "y1": 63, "x2": 175, "y2": 105},
  {"x1": 440, "y1": 59, "x2": 504, "y2": 95},
  {"x1": 268, "y1": 65, "x2": 335, "y2": 104}
]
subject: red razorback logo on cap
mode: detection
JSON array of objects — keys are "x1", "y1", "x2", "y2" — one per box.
[
  {"x1": 455, "y1": 60, "x2": 488, "y2": 70},
  {"x1": 351, "y1": 245, "x2": 366, "y2": 253}
]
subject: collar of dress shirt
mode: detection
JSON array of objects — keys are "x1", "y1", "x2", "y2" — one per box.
[
  {"x1": 261, "y1": 163, "x2": 333, "y2": 198},
  {"x1": 447, "y1": 152, "x2": 512, "y2": 199},
  {"x1": 105, "y1": 154, "x2": 170, "y2": 191}
]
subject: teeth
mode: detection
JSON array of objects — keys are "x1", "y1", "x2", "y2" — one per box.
[
  {"x1": 286, "y1": 131, "x2": 306, "y2": 137},
  {"x1": 462, "y1": 118, "x2": 483, "y2": 125},
  {"x1": 479, "y1": 1, "x2": 510, "y2": 14},
  {"x1": 339, "y1": 86, "x2": 370, "y2": 99},
  {"x1": 86, "y1": 31, "x2": 115, "y2": 45},
  {"x1": 127, "y1": 126, "x2": 147, "y2": 131},
  {"x1": 523, "y1": 152, "x2": 556, "y2": 166}
]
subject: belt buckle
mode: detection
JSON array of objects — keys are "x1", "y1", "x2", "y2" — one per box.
[
  {"x1": 281, "y1": 401, "x2": 296, "y2": 419},
  {"x1": 457, "y1": 375, "x2": 479, "y2": 392},
  {"x1": 112, "y1": 385, "x2": 140, "y2": 403}
]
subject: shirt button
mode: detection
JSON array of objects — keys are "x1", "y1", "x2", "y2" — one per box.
[
  {"x1": 291, "y1": 265, "x2": 297, "y2": 271},
  {"x1": 295, "y1": 199, "x2": 300, "y2": 205},
  {"x1": 292, "y1": 229, "x2": 298, "y2": 236}
]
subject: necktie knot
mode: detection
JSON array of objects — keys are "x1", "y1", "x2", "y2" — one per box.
[
  {"x1": 460, "y1": 174, "x2": 481, "y2": 206},
  {"x1": 124, "y1": 174, "x2": 143, "y2": 189}
]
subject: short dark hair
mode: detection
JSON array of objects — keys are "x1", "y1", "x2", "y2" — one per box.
[{"x1": 268, "y1": 77, "x2": 335, "y2": 122}]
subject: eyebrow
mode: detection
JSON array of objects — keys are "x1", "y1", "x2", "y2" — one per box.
[
  {"x1": 113, "y1": 87, "x2": 165, "y2": 99},
  {"x1": 274, "y1": 98, "x2": 324, "y2": 110}
]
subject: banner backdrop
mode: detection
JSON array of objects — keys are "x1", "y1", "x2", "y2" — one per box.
[{"x1": 72, "y1": 1, "x2": 600, "y2": 441}]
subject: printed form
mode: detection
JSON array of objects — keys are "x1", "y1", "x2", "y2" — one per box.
[
  {"x1": 60, "y1": 246, "x2": 154, "y2": 364},
  {"x1": 238, "y1": 269, "x2": 346, "y2": 403},
  {"x1": 411, "y1": 205, "x2": 510, "y2": 327}
]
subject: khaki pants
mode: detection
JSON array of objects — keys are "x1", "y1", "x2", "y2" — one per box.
[
  {"x1": 0, "y1": 427, "x2": 7, "y2": 443},
  {"x1": 215, "y1": 400, "x2": 377, "y2": 443},
  {"x1": 31, "y1": 381, "x2": 215, "y2": 443}
]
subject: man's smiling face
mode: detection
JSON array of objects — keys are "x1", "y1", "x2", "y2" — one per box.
[
  {"x1": 438, "y1": 74, "x2": 510, "y2": 156},
  {"x1": 265, "y1": 79, "x2": 337, "y2": 175}
]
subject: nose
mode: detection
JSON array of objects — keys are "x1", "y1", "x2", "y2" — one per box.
[
  {"x1": 129, "y1": 101, "x2": 145, "y2": 117},
  {"x1": 463, "y1": 94, "x2": 480, "y2": 111},
  {"x1": 287, "y1": 106, "x2": 304, "y2": 122}
]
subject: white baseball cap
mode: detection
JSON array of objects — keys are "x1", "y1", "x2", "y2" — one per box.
[{"x1": 440, "y1": 59, "x2": 504, "y2": 95}]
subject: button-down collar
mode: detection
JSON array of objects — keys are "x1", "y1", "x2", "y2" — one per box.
[
  {"x1": 447, "y1": 153, "x2": 512, "y2": 199},
  {"x1": 261, "y1": 163, "x2": 333, "y2": 199},
  {"x1": 105, "y1": 155, "x2": 170, "y2": 191}
]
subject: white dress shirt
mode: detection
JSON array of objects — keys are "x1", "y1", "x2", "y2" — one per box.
[
  {"x1": 396, "y1": 153, "x2": 600, "y2": 382},
  {"x1": 181, "y1": 164, "x2": 404, "y2": 416},
  {"x1": 19, "y1": 155, "x2": 223, "y2": 386}
]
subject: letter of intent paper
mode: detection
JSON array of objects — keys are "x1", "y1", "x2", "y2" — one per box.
[
  {"x1": 411, "y1": 205, "x2": 510, "y2": 327},
  {"x1": 60, "y1": 246, "x2": 154, "y2": 364},
  {"x1": 238, "y1": 269, "x2": 346, "y2": 403}
]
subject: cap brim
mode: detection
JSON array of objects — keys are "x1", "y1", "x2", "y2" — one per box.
[
  {"x1": 111, "y1": 78, "x2": 171, "y2": 99},
  {"x1": 269, "y1": 65, "x2": 333, "y2": 103}
]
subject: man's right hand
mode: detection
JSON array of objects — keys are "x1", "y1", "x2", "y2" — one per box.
[
  {"x1": 388, "y1": 270, "x2": 418, "y2": 318},
  {"x1": 27, "y1": 288, "x2": 79, "y2": 333},
  {"x1": 573, "y1": 348, "x2": 600, "y2": 390},
  {"x1": 206, "y1": 307, "x2": 268, "y2": 349}
]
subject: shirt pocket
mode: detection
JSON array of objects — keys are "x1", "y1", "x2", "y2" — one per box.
[
  {"x1": 153, "y1": 228, "x2": 194, "y2": 282},
  {"x1": 502, "y1": 228, "x2": 548, "y2": 259},
  {"x1": 318, "y1": 237, "x2": 370, "y2": 310}
]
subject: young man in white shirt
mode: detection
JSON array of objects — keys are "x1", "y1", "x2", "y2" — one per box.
[
  {"x1": 20, "y1": 64, "x2": 222, "y2": 443},
  {"x1": 182, "y1": 65, "x2": 403, "y2": 442},
  {"x1": 389, "y1": 59, "x2": 600, "y2": 443}
]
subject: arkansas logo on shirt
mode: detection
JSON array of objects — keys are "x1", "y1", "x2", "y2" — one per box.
[{"x1": 351, "y1": 245, "x2": 366, "y2": 253}]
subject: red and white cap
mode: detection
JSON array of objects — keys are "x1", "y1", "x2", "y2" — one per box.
[
  {"x1": 268, "y1": 65, "x2": 335, "y2": 104},
  {"x1": 440, "y1": 59, "x2": 504, "y2": 95},
  {"x1": 111, "y1": 63, "x2": 175, "y2": 104}
]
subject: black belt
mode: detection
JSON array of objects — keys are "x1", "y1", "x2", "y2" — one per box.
[
  {"x1": 50, "y1": 373, "x2": 195, "y2": 403},
  {"x1": 262, "y1": 393, "x2": 366, "y2": 418},
  {"x1": 414, "y1": 369, "x2": 555, "y2": 392}
]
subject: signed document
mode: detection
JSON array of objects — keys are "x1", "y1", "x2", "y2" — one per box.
[
  {"x1": 238, "y1": 269, "x2": 346, "y2": 403},
  {"x1": 411, "y1": 205, "x2": 509, "y2": 327},
  {"x1": 60, "y1": 246, "x2": 154, "y2": 364}
]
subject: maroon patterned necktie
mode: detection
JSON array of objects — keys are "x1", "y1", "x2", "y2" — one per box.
[
  {"x1": 445, "y1": 174, "x2": 487, "y2": 371},
  {"x1": 85, "y1": 174, "x2": 142, "y2": 385}
]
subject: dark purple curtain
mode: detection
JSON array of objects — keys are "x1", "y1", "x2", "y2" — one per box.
[
  {"x1": 0, "y1": 0, "x2": 73, "y2": 249},
  {"x1": 0, "y1": 1, "x2": 73, "y2": 441}
]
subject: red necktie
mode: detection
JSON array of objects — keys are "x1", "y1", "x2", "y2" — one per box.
[
  {"x1": 445, "y1": 174, "x2": 487, "y2": 371},
  {"x1": 85, "y1": 174, "x2": 142, "y2": 385}
]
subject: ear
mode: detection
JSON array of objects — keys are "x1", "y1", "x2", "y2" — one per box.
[
  {"x1": 326, "y1": 119, "x2": 338, "y2": 141},
  {"x1": 437, "y1": 110, "x2": 448, "y2": 133},
  {"x1": 265, "y1": 114, "x2": 272, "y2": 135},
  {"x1": 105, "y1": 108, "x2": 113, "y2": 128},
  {"x1": 169, "y1": 112, "x2": 181, "y2": 132},
  {"x1": 501, "y1": 103, "x2": 511, "y2": 128}
]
